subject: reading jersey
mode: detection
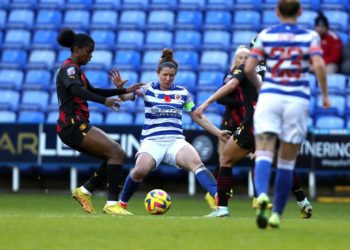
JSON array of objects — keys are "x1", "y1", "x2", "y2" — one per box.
[
  {"x1": 135, "y1": 82, "x2": 196, "y2": 142},
  {"x1": 250, "y1": 23, "x2": 323, "y2": 101}
]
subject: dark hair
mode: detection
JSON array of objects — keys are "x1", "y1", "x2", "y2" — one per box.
[
  {"x1": 277, "y1": 0, "x2": 300, "y2": 17},
  {"x1": 250, "y1": 35, "x2": 257, "y2": 48},
  {"x1": 57, "y1": 28, "x2": 94, "y2": 52},
  {"x1": 157, "y1": 48, "x2": 178, "y2": 73},
  {"x1": 315, "y1": 12, "x2": 329, "y2": 28}
]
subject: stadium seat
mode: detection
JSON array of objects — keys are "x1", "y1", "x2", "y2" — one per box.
[
  {"x1": 324, "y1": 11, "x2": 349, "y2": 32},
  {"x1": 149, "y1": 0, "x2": 177, "y2": 10},
  {"x1": 23, "y1": 70, "x2": 51, "y2": 91},
  {"x1": 89, "y1": 111, "x2": 104, "y2": 125},
  {"x1": 46, "y1": 111, "x2": 59, "y2": 124},
  {"x1": 307, "y1": 117, "x2": 313, "y2": 129},
  {"x1": 176, "y1": 11, "x2": 203, "y2": 30},
  {"x1": 116, "y1": 31, "x2": 144, "y2": 50},
  {"x1": 37, "y1": 0, "x2": 65, "y2": 9},
  {"x1": 27, "y1": 50, "x2": 56, "y2": 70},
  {"x1": 204, "y1": 11, "x2": 232, "y2": 30},
  {"x1": 309, "y1": 95, "x2": 316, "y2": 117},
  {"x1": 63, "y1": 10, "x2": 90, "y2": 30},
  {"x1": 325, "y1": 74, "x2": 347, "y2": 94},
  {"x1": 20, "y1": 90, "x2": 49, "y2": 112},
  {"x1": 140, "y1": 71, "x2": 158, "y2": 83},
  {"x1": 0, "y1": 69, "x2": 24, "y2": 90},
  {"x1": 85, "y1": 50, "x2": 113, "y2": 70},
  {"x1": 0, "y1": 110, "x2": 16, "y2": 123},
  {"x1": 198, "y1": 71, "x2": 224, "y2": 91},
  {"x1": 197, "y1": 90, "x2": 225, "y2": 114},
  {"x1": 315, "y1": 94, "x2": 345, "y2": 116},
  {"x1": 18, "y1": 111, "x2": 46, "y2": 124},
  {"x1": 134, "y1": 112, "x2": 144, "y2": 125},
  {"x1": 232, "y1": 30, "x2": 256, "y2": 49},
  {"x1": 84, "y1": 70, "x2": 110, "y2": 88},
  {"x1": 202, "y1": 30, "x2": 230, "y2": 51},
  {"x1": 65, "y1": 0, "x2": 93, "y2": 9},
  {"x1": 337, "y1": 31, "x2": 348, "y2": 47},
  {"x1": 32, "y1": 30, "x2": 58, "y2": 49},
  {"x1": 235, "y1": 0, "x2": 261, "y2": 10},
  {"x1": 178, "y1": 0, "x2": 206, "y2": 10},
  {"x1": 321, "y1": 0, "x2": 349, "y2": 10},
  {"x1": 10, "y1": 0, "x2": 37, "y2": 9},
  {"x1": 174, "y1": 30, "x2": 201, "y2": 50},
  {"x1": 297, "y1": 10, "x2": 318, "y2": 28},
  {"x1": 105, "y1": 112, "x2": 134, "y2": 125},
  {"x1": 174, "y1": 51, "x2": 198, "y2": 71},
  {"x1": 233, "y1": 11, "x2": 261, "y2": 31},
  {"x1": 55, "y1": 50, "x2": 71, "y2": 68},
  {"x1": 88, "y1": 101, "x2": 109, "y2": 113},
  {"x1": 147, "y1": 10, "x2": 175, "y2": 30},
  {"x1": 90, "y1": 30, "x2": 116, "y2": 50},
  {"x1": 200, "y1": 51, "x2": 228, "y2": 71},
  {"x1": 145, "y1": 31, "x2": 173, "y2": 49},
  {"x1": 122, "y1": 0, "x2": 149, "y2": 10},
  {"x1": 173, "y1": 71, "x2": 197, "y2": 92},
  {"x1": 114, "y1": 50, "x2": 141, "y2": 70},
  {"x1": 3, "y1": 29, "x2": 31, "y2": 49},
  {"x1": 315, "y1": 115, "x2": 344, "y2": 129},
  {"x1": 262, "y1": 10, "x2": 279, "y2": 27},
  {"x1": 91, "y1": 10, "x2": 118, "y2": 30},
  {"x1": 35, "y1": 10, "x2": 62, "y2": 29},
  {"x1": 142, "y1": 50, "x2": 162, "y2": 70},
  {"x1": 119, "y1": 99, "x2": 136, "y2": 113},
  {"x1": 93, "y1": 0, "x2": 121, "y2": 10},
  {"x1": 0, "y1": 49, "x2": 27, "y2": 69},
  {"x1": 182, "y1": 112, "x2": 193, "y2": 127},
  {"x1": 120, "y1": 70, "x2": 139, "y2": 84},
  {"x1": 206, "y1": 0, "x2": 234, "y2": 10},
  {"x1": 202, "y1": 112, "x2": 222, "y2": 127},
  {"x1": 7, "y1": 9, "x2": 34, "y2": 29},
  {"x1": 0, "y1": 90, "x2": 20, "y2": 111},
  {"x1": 48, "y1": 92, "x2": 58, "y2": 111},
  {"x1": 119, "y1": 10, "x2": 146, "y2": 30},
  {"x1": 0, "y1": 10, "x2": 6, "y2": 30}
]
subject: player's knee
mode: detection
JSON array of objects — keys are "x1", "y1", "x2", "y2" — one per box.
[
  {"x1": 131, "y1": 166, "x2": 148, "y2": 180},
  {"x1": 107, "y1": 144, "x2": 125, "y2": 161}
]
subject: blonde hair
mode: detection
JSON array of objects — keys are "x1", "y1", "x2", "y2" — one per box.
[{"x1": 230, "y1": 45, "x2": 250, "y2": 72}]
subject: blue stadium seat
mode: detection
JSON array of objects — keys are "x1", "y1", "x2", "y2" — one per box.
[
  {"x1": 32, "y1": 30, "x2": 58, "y2": 49},
  {"x1": 325, "y1": 74, "x2": 347, "y2": 94},
  {"x1": 35, "y1": 10, "x2": 62, "y2": 29},
  {"x1": 232, "y1": 30, "x2": 256, "y2": 49},
  {"x1": 91, "y1": 10, "x2": 118, "y2": 30},
  {"x1": 182, "y1": 113, "x2": 193, "y2": 127},
  {"x1": 261, "y1": 0, "x2": 277, "y2": 9},
  {"x1": 18, "y1": 111, "x2": 46, "y2": 124},
  {"x1": 93, "y1": 0, "x2": 121, "y2": 10},
  {"x1": 200, "y1": 51, "x2": 228, "y2": 71},
  {"x1": 308, "y1": 73, "x2": 317, "y2": 94},
  {"x1": 178, "y1": 0, "x2": 205, "y2": 10},
  {"x1": 116, "y1": 31, "x2": 144, "y2": 50},
  {"x1": 235, "y1": 0, "x2": 261, "y2": 10},
  {"x1": 88, "y1": 101, "x2": 109, "y2": 113},
  {"x1": 307, "y1": 117, "x2": 313, "y2": 129},
  {"x1": 315, "y1": 94, "x2": 345, "y2": 116},
  {"x1": 120, "y1": 71, "x2": 139, "y2": 84},
  {"x1": 262, "y1": 10, "x2": 279, "y2": 27},
  {"x1": 0, "y1": 31, "x2": 3, "y2": 48},
  {"x1": 105, "y1": 112, "x2": 133, "y2": 125},
  {"x1": 65, "y1": 0, "x2": 93, "y2": 9},
  {"x1": 0, "y1": 69, "x2": 24, "y2": 90},
  {"x1": 23, "y1": 70, "x2": 51, "y2": 91},
  {"x1": 119, "y1": 10, "x2": 146, "y2": 30},
  {"x1": 297, "y1": 10, "x2": 317, "y2": 28},
  {"x1": 315, "y1": 115, "x2": 344, "y2": 129},
  {"x1": 122, "y1": 0, "x2": 149, "y2": 10},
  {"x1": 140, "y1": 71, "x2": 158, "y2": 83},
  {"x1": 173, "y1": 71, "x2": 197, "y2": 92},
  {"x1": 176, "y1": 11, "x2": 203, "y2": 30},
  {"x1": 27, "y1": 50, "x2": 56, "y2": 70},
  {"x1": 197, "y1": 90, "x2": 225, "y2": 114},
  {"x1": 0, "y1": 110, "x2": 16, "y2": 123},
  {"x1": 90, "y1": 30, "x2": 116, "y2": 49},
  {"x1": 37, "y1": 0, "x2": 65, "y2": 9},
  {"x1": 55, "y1": 50, "x2": 70, "y2": 68},
  {"x1": 119, "y1": 99, "x2": 136, "y2": 113},
  {"x1": 134, "y1": 112, "x2": 144, "y2": 125},
  {"x1": 345, "y1": 96, "x2": 350, "y2": 116},
  {"x1": 46, "y1": 111, "x2": 58, "y2": 124},
  {"x1": 142, "y1": 50, "x2": 162, "y2": 70},
  {"x1": 309, "y1": 95, "x2": 316, "y2": 116},
  {"x1": 7, "y1": 9, "x2": 34, "y2": 29},
  {"x1": 145, "y1": 31, "x2": 173, "y2": 49},
  {"x1": 337, "y1": 31, "x2": 348, "y2": 47},
  {"x1": 174, "y1": 30, "x2": 201, "y2": 50},
  {"x1": 0, "y1": 90, "x2": 20, "y2": 111},
  {"x1": 149, "y1": 0, "x2": 177, "y2": 10},
  {"x1": 85, "y1": 50, "x2": 113, "y2": 70},
  {"x1": 324, "y1": 11, "x2": 349, "y2": 32},
  {"x1": 20, "y1": 90, "x2": 49, "y2": 112},
  {"x1": 48, "y1": 92, "x2": 58, "y2": 111},
  {"x1": 114, "y1": 51, "x2": 141, "y2": 70},
  {"x1": 0, "y1": 49, "x2": 27, "y2": 69},
  {"x1": 89, "y1": 111, "x2": 104, "y2": 125},
  {"x1": 233, "y1": 11, "x2": 261, "y2": 31},
  {"x1": 198, "y1": 71, "x2": 224, "y2": 91},
  {"x1": 300, "y1": 0, "x2": 320, "y2": 10},
  {"x1": 202, "y1": 30, "x2": 230, "y2": 51},
  {"x1": 63, "y1": 10, "x2": 90, "y2": 30},
  {"x1": 84, "y1": 70, "x2": 109, "y2": 88},
  {"x1": 0, "y1": 10, "x2": 6, "y2": 30},
  {"x1": 134, "y1": 97, "x2": 145, "y2": 111},
  {"x1": 321, "y1": 0, "x2": 349, "y2": 10},
  {"x1": 147, "y1": 10, "x2": 175, "y2": 30},
  {"x1": 3, "y1": 29, "x2": 31, "y2": 49},
  {"x1": 202, "y1": 112, "x2": 222, "y2": 127},
  {"x1": 206, "y1": 0, "x2": 234, "y2": 10},
  {"x1": 204, "y1": 11, "x2": 232, "y2": 30},
  {"x1": 10, "y1": 0, "x2": 37, "y2": 9},
  {"x1": 0, "y1": 0, "x2": 9, "y2": 10},
  {"x1": 174, "y1": 51, "x2": 198, "y2": 71}
]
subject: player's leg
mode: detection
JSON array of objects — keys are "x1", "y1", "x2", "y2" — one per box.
[{"x1": 292, "y1": 171, "x2": 313, "y2": 218}]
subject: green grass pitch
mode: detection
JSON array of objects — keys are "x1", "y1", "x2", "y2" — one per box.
[{"x1": 0, "y1": 193, "x2": 349, "y2": 250}]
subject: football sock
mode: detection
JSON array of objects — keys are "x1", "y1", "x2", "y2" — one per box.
[
  {"x1": 106, "y1": 164, "x2": 124, "y2": 201},
  {"x1": 250, "y1": 161, "x2": 257, "y2": 198},
  {"x1": 217, "y1": 167, "x2": 233, "y2": 207},
  {"x1": 297, "y1": 198, "x2": 310, "y2": 209},
  {"x1": 80, "y1": 186, "x2": 91, "y2": 195},
  {"x1": 273, "y1": 158, "x2": 295, "y2": 215},
  {"x1": 83, "y1": 161, "x2": 107, "y2": 193},
  {"x1": 292, "y1": 171, "x2": 306, "y2": 202},
  {"x1": 254, "y1": 151, "x2": 273, "y2": 196},
  {"x1": 194, "y1": 165, "x2": 217, "y2": 197},
  {"x1": 106, "y1": 201, "x2": 117, "y2": 206},
  {"x1": 119, "y1": 172, "x2": 141, "y2": 203}
]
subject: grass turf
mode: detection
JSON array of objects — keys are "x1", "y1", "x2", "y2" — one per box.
[{"x1": 0, "y1": 193, "x2": 349, "y2": 250}]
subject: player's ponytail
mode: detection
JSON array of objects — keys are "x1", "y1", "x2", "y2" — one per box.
[
  {"x1": 157, "y1": 48, "x2": 178, "y2": 73},
  {"x1": 57, "y1": 28, "x2": 94, "y2": 52}
]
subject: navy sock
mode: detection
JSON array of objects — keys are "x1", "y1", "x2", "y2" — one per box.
[
  {"x1": 120, "y1": 173, "x2": 141, "y2": 203},
  {"x1": 83, "y1": 161, "x2": 107, "y2": 193},
  {"x1": 254, "y1": 159, "x2": 272, "y2": 195},
  {"x1": 292, "y1": 171, "x2": 306, "y2": 202},
  {"x1": 106, "y1": 164, "x2": 124, "y2": 201},
  {"x1": 217, "y1": 167, "x2": 233, "y2": 207},
  {"x1": 274, "y1": 168, "x2": 293, "y2": 215},
  {"x1": 195, "y1": 167, "x2": 217, "y2": 197}
]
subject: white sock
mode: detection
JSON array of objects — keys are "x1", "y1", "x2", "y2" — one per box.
[
  {"x1": 80, "y1": 186, "x2": 91, "y2": 195},
  {"x1": 218, "y1": 206, "x2": 228, "y2": 211},
  {"x1": 106, "y1": 201, "x2": 118, "y2": 206},
  {"x1": 297, "y1": 198, "x2": 309, "y2": 208}
]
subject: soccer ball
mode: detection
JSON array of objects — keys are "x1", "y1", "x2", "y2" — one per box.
[{"x1": 144, "y1": 189, "x2": 171, "y2": 215}]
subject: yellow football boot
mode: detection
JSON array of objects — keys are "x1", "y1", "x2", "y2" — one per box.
[{"x1": 72, "y1": 187, "x2": 94, "y2": 214}]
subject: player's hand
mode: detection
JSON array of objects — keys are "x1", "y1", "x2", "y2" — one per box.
[
  {"x1": 109, "y1": 68, "x2": 128, "y2": 88},
  {"x1": 322, "y1": 96, "x2": 331, "y2": 109},
  {"x1": 218, "y1": 130, "x2": 232, "y2": 143},
  {"x1": 125, "y1": 82, "x2": 145, "y2": 93},
  {"x1": 194, "y1": 103, "x2": 209, "y2": 118},
  {"x1": 104, "y1": 97, "x2": 121, "y2": 109}
]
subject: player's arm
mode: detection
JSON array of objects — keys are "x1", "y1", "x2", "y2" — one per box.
[
  {"x1": 244, "y1": 57, "x2": 260, "y2": 89},
  {"x1": 87, "y1": 81, "x2": 143, "y2": 97},
  {"x1": 108, "y1": 68, "x2": 139, "y2": 101},
  {"x1": 311, "y1": 55, "x2": 331, "y2": 108}
]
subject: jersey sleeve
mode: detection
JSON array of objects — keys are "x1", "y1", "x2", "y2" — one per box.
[
  {"x1": 250, "y1": 32, "x2": 265, "y2": 61},
  {"x1": 309, "y1": 30, "x2": 323, "y2": 57},
  {"x1": 184, "y1": 89, "x2": 196, "y2": 112},
  {"x1": 60, "y1": 65, "x2": 83, "y2": 89},
  {"x1": 134, "y1": 83, "x2": 150, "y2": 99},
  {"x1": 232, "y1": 64, "x2": 246, "y2": 84}
]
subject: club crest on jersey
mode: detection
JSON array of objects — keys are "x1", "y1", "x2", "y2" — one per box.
[
  {"x1": 175, "y1": 94, "x2": 181, "y2": 100},
  {"x1": 67, "y1": 67, "x2": 76, "y2": 78},
  {"x1": 164, "y1": 95, "x2": 171, "y2": 102}
]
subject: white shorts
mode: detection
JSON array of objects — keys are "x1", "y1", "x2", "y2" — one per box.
[
  {"x1": 136, "y1": 139, "x2": 189, "y2": 168},
  {"x1": 253, "y1": 94, "x2": 309, "y2": 144}
]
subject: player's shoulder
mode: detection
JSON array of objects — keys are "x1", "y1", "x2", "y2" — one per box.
[{"x1": 233, "y1": 64, "x2": 245, "y2": 75}]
